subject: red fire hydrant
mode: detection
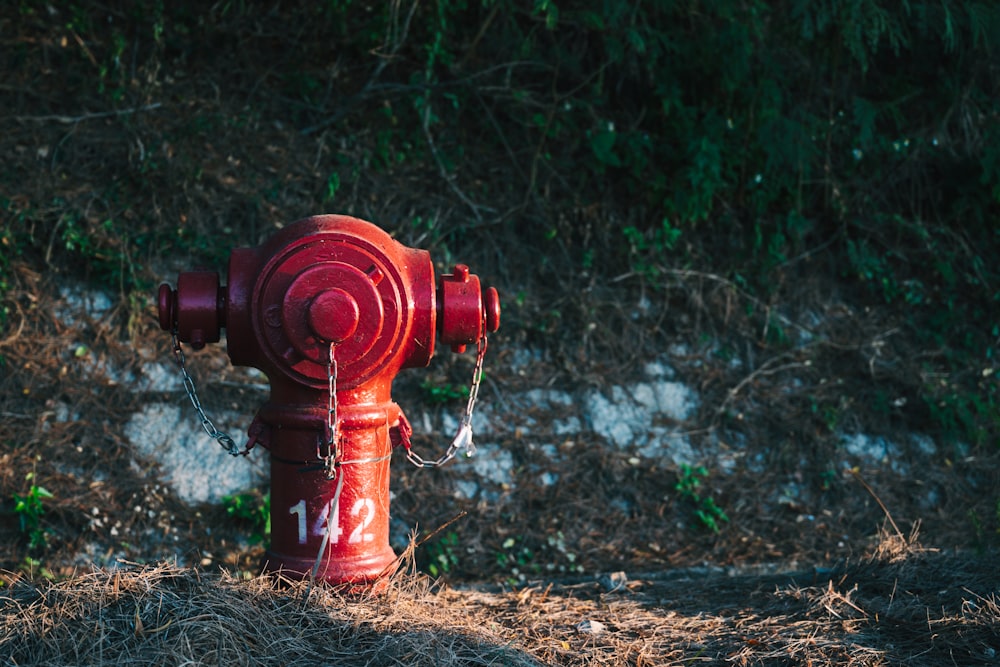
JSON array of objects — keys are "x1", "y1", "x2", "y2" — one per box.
[{"x1": 157, "y1": 215, "x2": 499, "y2": 587}]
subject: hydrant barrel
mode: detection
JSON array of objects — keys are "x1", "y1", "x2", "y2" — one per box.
[
  {"x1": 157, "y1": 214, "x2": 499, "y2": 588},
  {"x1": 260, "y1": 402, "x2": 399, "y2": 585}
]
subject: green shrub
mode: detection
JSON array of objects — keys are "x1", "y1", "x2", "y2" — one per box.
[{"x1": 5, "y1": 0, "x2": 997, "y2": 446}]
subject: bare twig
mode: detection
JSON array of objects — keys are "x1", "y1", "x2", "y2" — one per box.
[
  {"x1": 413, "y1": 511, "x2": 469, "y2": 549},
  {"x1": 850, "y1": 469, "x2": 904, "y2": 541},
  {"x1": 715, "y1": 352, "x2": 812, "y2": 417},
  {"x1": 12, "y1": 103, "x2": 163, "y2": 125}
]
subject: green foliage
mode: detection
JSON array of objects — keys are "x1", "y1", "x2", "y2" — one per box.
[
  {"x1": 967, "y1": 496, "x2": 1000, "y2": 549},
  {"x1": 812, "y1": 399, "x2": 843, "y2": 434},
  {"x1": 820, "y1": 469, "x2": 838, "y2": 491},
  {"x1": 675, "y1": 464, "x2": 728, "y2": 533},
  {"x1": 13, "y1": 473, "x2": 53, "y2": 551},
  {"x1": 624, "y1": 219, "x2": 682, "y2": 281},
  {"x1": 0, "y1": 197, "x2": 29, "y2": 296},
  {"x1": 300, "y1": 0, "x2": 996, "y2": 307},
  {"x1": 223, "y1": 490, "x2": 270, "y2": 544},
  {"x1": 419, "y1": 378, "x2": 469, "y2": 405},
  {"x1": 495, "y1": 532, "x2": 582, "y2": 585},
  {"x1": 543, "y1": 531, "x2": 583, "y2": 576},
  {"x1": 925, "y1": 374, "x2": 999, "y2": 448},
  {"x1": 423, "y1": 530, "x2": 460, "y2": 578},
  {"x1": 495, "y1": 536, "x2": 535, "y2": 585},
  {"x1": 57, "y1": 214, "x2": 147, "y2": 295},
  {"x1": 324, "y1": 172, "x2": 340, "y2": 204},
  {"x1": 4, "y1": 0, "x2": 997, "y2": 449},
  {"x1": 19, "y1": 556, "x2": 54, "y2": 581}
]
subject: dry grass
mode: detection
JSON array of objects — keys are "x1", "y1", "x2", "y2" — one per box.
[
  {"x1": 2, "y1": 530, "x2": 998, "y2": 666},
  {"x1": 1, "y1": 558, "x2": 537, "y2": 666}
]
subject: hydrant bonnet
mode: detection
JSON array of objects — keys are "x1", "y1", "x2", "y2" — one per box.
[{"x1": 224, "y1": 216, "x2": 437, "y2": 391}]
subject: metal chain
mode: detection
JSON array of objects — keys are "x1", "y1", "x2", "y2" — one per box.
[
  {"x1": 320, "y1": 341, "x2": 340, "y2": 480},
  {"x1": 171, "y1": 333, "x2": 244, "y2": 457},
  {"x1": 406, "y1": 336, "x2": 488, "y2": 468},
  {"x1": 307, "y1": 342, "x2": 401, "y2": 587}
]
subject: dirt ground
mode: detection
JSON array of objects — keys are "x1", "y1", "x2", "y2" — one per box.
[{"x1": 1, "y1": 5, "x2": 998, "y2": 665}]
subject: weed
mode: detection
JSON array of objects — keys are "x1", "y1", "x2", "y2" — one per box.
[
  {"x1": 545, "y1": 531, "x2": 584, "y2": 575},
  {"x1": 0, "y1": 215, "x2": 23, "y2": 296},
  {"x1": 58, "y1": 215, "x2": 144, "y2": 294},
  {"x1": 811, "y1": 399, "x2": 842, "y2": 433},
  {"x1": 495, "y1": 532, "x2": 583, "y2": 585},
  {"x1": 324, "y1": 172, "x2": 341, "y2": 204},
  {"x1": 19, "y1": 556, "x2": 54, "y2": 580},
  {"x1": 532, "y1": 0, "x2": 559, "y2": 30},
  {"x1": 423, "y1": 530, "x2": 460, "y2": 578},
  {"x1": 419, "y1": 379, "x2": 469, "y2": 405},
  {"x1": 495, "y1": 536, "x2": 536, "y2": 585},
  {"x1": 820, "y1": 469, "x2": 838, "y2": 492},
  {"x1": 623, "y1": 218, "x2": 682, "y2": 282},
  {"x1": 675, "y1": 464, "x2": 728, "y2": 533},
  {"x1": 968, "y1": 508, "x2": 987, "y2": 548},
  {"x1": 13, "y1": 473, "x2": 53, "y2": 551},
  {"x1": 223, "y1": 491, "x2": 270, "y2": 544}
]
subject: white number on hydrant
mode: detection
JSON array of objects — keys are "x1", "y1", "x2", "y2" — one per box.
[{"x1": 288, "y1": 498, "x2": 375, "y2": 545}]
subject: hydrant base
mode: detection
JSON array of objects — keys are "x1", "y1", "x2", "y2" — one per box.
[{"x1": 261, "y1": 545, "x2": 398, "y2": 589}]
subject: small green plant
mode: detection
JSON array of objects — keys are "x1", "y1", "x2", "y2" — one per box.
[
  {"x1": 424, "y1": 530, "x2": 460, "y2": 577},
  {"x1": 495, "y1": 536, "x2": 537, "y2": 585},
  {"x1": 324, "y1": 172, "x2": 340, "y2": 203},
  {"x1": 58, "y1": 214, "x2": 143, "y2": 293},
  {"x1": 981, "y1": 497, "x2": 1000, "y2": 543},
  {"x1": 223, "y1": 490, "x2": 270, "y2": 544},
  {"x1": 675, "y1": 464, "x2": 728, "y2": 533},
  {"x1": 545, "y1": 531, "x2": 584, "y2": 575},
  {"x1": 810, "y1": 397, "x2": 846, "y2": 433},
  {"x1": 623, "y1": 218, "x2": 682, "y2": 282},
  {"x1": 495, "y1": 532, "x2": 582, "y2": 585},
  {"x1": 13, "y1": 473, "x2": 53, "y2": 551},
  {"x1": 19, "y1": 556, "x2": 54, "y2": 580},
  {"x1": 419, "y1": 379, "x2": 469, "y2": 404},
  {"x1": 968, "y1": 508, "x2": 987, "y2": 547}
]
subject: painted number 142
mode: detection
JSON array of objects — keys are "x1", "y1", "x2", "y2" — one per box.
[{"x1": 288, "y1": 498, "x2": 375, "y2": 545}]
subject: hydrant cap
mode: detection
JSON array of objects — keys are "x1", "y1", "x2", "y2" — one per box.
[
  {"x1": 484, "y1": 286, "x2": 501, "y2": 333},
  {"x1": 307, "y1": 288, "x2": 360, "y2": 343}
]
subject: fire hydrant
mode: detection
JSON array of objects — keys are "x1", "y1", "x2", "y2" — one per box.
[{"x1": 157, "y1": 215, "x2": 499, "y2": 587}]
